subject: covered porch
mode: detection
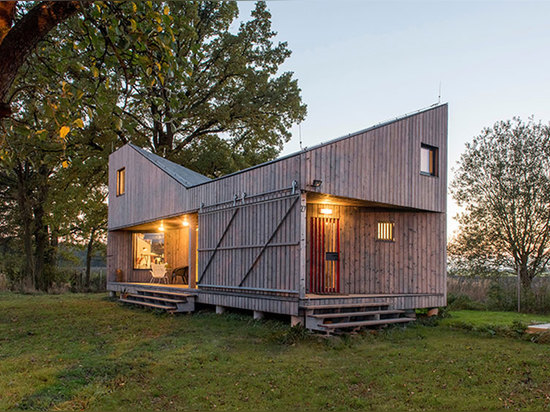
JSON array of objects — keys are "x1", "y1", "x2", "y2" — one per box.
[{"x1": 108, "y1": 212, "x2": 199, "y2": 287}]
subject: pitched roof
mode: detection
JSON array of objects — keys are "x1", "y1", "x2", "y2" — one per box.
[{"x1": 128, "y1": 143, "x2": 211, "y2": 188}]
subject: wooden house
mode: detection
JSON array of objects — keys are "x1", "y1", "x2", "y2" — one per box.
[{"x1": 107, "y1": 104, "x2": 447, "y2": 332}]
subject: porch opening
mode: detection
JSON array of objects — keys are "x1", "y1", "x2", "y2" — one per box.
[{"x1": 114, "y1": 213, "x2": 199, "y2": 287}]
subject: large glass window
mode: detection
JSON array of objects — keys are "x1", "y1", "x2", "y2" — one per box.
[
  {"x1": 420, "y1": 144, "x2": 438, "y2": 176},
  {"x1": 133, "y1": 233, "x2": 165, "y2": 269}
]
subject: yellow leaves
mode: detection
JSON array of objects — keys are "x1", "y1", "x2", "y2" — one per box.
[
  {"x1": 130, "y1": 19, "x2": 137, "y2": 32},
  {"x1": 59, "y1": 126, "x2": 70, "y2": 140},
  {"x1": 92, "y1": 66, "x2": 99, "y2": 78},
  {"x1": 158, "y1": 73, "x2": 165, "y2": 86},
  {"x1": 73, "y1": 119, "x2": 84, "y2": 129},
  {"x1": 155, "y1": 62, "x2": 161, "y2": 72},
  {"x1": 157, "y1": 25, "x2": 163, "y2": 33},
  {"x1": 163, "y1": 5, "x2": 170, "y2": 15},
  {"x1": 62, "y1": 161, "x2": 70, "y2": 169},
  {"x1": 132, "y1": 2, "x2": 137, "y2": 13}
]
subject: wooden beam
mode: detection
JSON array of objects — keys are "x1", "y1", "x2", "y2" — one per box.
[{"x1": 197, "y1": 208, "x2": 239, "y2": 284}]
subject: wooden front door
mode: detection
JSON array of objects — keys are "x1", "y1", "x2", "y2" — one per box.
[{"x1": 309, "y1": 217, "x2": 340, "y2": 294}]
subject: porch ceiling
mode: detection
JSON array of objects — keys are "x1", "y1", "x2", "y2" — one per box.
[
  {"x1": 307, "y1": 192, "x2": 413, "y2": 210},
  {"x1": 123, "y1": 213, "x2": 195, "y2": 232}
]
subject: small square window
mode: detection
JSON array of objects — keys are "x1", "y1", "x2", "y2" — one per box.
[
  {"x1": 377, "y1": 222, "x2": 394, "y2": 242},
  {"x1": 420, "y1": 144, "x2": 438, "y2": 176},
  {"x1": 116, "y1": 168, "x2": 125, "y2": 196}
]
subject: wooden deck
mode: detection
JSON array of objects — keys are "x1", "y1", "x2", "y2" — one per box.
[{"x1": 109, "y1": 282, "x2": 444, "y2": 317}]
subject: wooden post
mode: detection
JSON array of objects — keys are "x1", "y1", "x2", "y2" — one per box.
[
  {"x1": 291, "y1": 315, "x2": 304, "y2": 327},
  {"x1": 189, "y1": 214, "x2": 198, "y2": 289},
  {"x1": 299, "y1": 192, "x2": 307, "y2": 299},
  {"x1": 253, "y1": 310, "x2": 264, "y2": 320},
  {"x1": 216, "y1": 305, "x2": 225, "y2": 315}
]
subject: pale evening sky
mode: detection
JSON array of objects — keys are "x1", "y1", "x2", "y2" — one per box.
[{"x1": 237, "y1": 0, "x2": 550, "y2": 237}]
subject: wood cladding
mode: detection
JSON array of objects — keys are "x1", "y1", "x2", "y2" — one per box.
[
  {"x1": 108, "y1": 105, "x2": 447, "y2": 230},
  {"x1": 197, "y1": 194, "x2": 301, "y2": 293},
  {"x1": 307, "y1": 204, "x2": 446, "y2": 296}
]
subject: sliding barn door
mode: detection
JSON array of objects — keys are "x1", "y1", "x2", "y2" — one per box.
[{"x1": 309, "y1": 217, "x2": 340, "y2": 294}]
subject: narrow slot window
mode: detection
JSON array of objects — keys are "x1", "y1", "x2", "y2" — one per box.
[
  {"x1": 420, "y1": 144, "x2": 438, "y2": 176},
  {"x1": 116, "y1": 168, "x2": 125, "y2": 196},
  {"x1": 377, "y1": 222, "x2": 395, "y2": 242}
]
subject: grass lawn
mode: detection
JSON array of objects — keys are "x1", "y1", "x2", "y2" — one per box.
[
  {"x1": 442, "y1": 310, "x2": 550, "y2": 328},
  {"x1": 1, "y1": 293, "x2": 550, "y2": 411}
]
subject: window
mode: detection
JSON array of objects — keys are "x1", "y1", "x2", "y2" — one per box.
[
  {"x1": 377, "y1": 222, "x2": 394, "y2": 242},
  {"x1": 420, "y1": 144, "x2": 438, "y2": 176},
  {"x1": 133, "y1": 233, "x2": 165, "y2": 269},
  {"x1": 116, "y1": 168, "x2": 125, "y2": 196}
]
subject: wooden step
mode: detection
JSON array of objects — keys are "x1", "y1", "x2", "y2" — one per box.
[
  {"x1": 304, "y1": 302, "x2": 391, "y2": 310},
  {"x1": 321, "y1": 317, "x2": 415, "y2": 329},
  {"x1": 119, "y1": 298, "x2": 176, "y2": 311},
  {"x1": 136, "y1": 289, "x2": 196, "y2": 298},
  {"x1": 126, "y1": 293, "x2": 185, "y2": 304},
  {"x1": 310, "y1": 309, "x2": 405, "y2": 319}
]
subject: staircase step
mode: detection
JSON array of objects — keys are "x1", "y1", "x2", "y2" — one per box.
[
  {"x1": 304, "y1": 302, "x2": 391, "y2": 310},
  {"x1": 136, "y1": 289, "x2": 196, "y2": 298},
  {"x1": 321, "y1": 317, "x2": 415, "y2": 329},
  {"x1": 126, "y1": 293, "x2": 185, "y2": 304},
  {"x1": 310, "y1": 309, "x2": 405, "y2": 319},
  {"x1": 119, "y1": 298, "x2": 176, "y2": 311}
]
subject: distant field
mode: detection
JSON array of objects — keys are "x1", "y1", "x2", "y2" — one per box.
[{"x1": 1, "y1": 293, "x2": 550, "y2": 411}]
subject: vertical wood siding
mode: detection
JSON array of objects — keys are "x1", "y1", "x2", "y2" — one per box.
[
  {"x1": 108, "y1": 105, "x2": 447, "y2": 230},
  {"x1": 306, "y1": 204, "x2": 446, "y2": 296},
  {"x1": 303, "y1": 105, "x2": 447, "y2": 213},
  {"x1": 197, "y1": 194, "x2": 301, "y2": 293}
]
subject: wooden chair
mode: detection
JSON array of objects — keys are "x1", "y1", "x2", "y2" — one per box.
[
  {"x1": 171, "y1": 266, "x2": 189, "y2": 284},
  {"x1": 149, "y1": 263, "x2": 168, "y2": 284}
]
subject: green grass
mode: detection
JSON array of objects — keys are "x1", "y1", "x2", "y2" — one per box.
[
  {"x1": 442, "y1": 310, "x2": 550, "y2": 328},
  {"x1": 1, "y1": 293, "x2": 550, "y2": 411}
]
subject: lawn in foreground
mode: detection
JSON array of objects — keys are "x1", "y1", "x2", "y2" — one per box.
[{"x1": 1, "y1": 293, "x2": 550, "y2": 411}]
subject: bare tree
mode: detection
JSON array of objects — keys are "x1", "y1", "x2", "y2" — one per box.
[{"x1": 450, "y1": 117, "x2": 550, "y2": 288}]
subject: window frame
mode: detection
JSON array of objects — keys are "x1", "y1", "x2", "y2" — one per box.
[
  {"x1": 420, "y1": 144, "x2": 438, "y2": 177},
  {"x1": 116, "y1": 167, "x2": 125, "y2": 196},
  {"x1": 376, "y1": 221, "x2": 395, "y2": 242}
]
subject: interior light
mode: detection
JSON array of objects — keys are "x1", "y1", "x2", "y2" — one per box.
[
  {"x1": 312, "y1": 179, "x2": 322, "y2": 187},
  {"x1": 320, "y1": 208, "x2": 333, "y2": 215},
  {"x1": 182, "y1": 219, "x2": 189, "y2": 227},
  {"x1": 159, "y1": 221, "x2": 165, "y2": 232}
]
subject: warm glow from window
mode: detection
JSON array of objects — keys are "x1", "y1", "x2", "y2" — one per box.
[
  {"x1": 158, "y1": 221, "x2": 165, "y2": 232},
  {"x1": 133, "y1": 233, "x2": 165, "y2": 269},
  {"x1": 116, "y1": 168, "x2": 125, "y2": 196},
  {"x1": 182, "y1": 219, "x2": 189, "y2": 227},
  {"x1": 377, "y1": 222, "x2": 394, "y2": 242},
  {"x1": 420, "y1": 144, "x2": 437, "y2": 176},
  {"x1": 320, "y1": 208, "x2": 333, "y2": 215}
]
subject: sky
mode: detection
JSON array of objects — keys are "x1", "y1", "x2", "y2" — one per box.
[{"x1": 237, "y1": 0, "x2": 550, "y2": 237}]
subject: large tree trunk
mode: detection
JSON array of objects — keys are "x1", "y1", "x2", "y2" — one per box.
[
  {"x1": 0, "y1": 1, "x2": 82, "y2": 118},
  {"x1": 85, "y1": 228, "x2": 96, "y2": 290},
  {"x1": 14, "y1": 161, "x2": 35, "y2": 289},
  {"x1": 32, "y1": 165, "x2": 50, "y2": 291}
]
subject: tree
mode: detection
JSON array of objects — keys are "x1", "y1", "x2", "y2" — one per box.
[
  {"x1": 0, "y1": 1, "x2": 87, "y2": 118},
  {"x1": 82, "y1": 1, "x2": 306, "y2": 175},
  {"x1": 450, "y1": 118, "x2": 550, "y2": 288},
  {"x1": 0, "y1": 1, "x2": 306, "y2": 290}
]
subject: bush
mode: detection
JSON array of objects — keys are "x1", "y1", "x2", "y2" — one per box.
[
  {"x1": 447, "y1": 293, "x2": 487, "y2": 311},
  {"x1": 448, "y1": 275, "x2": 550, "y2": 314}
]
